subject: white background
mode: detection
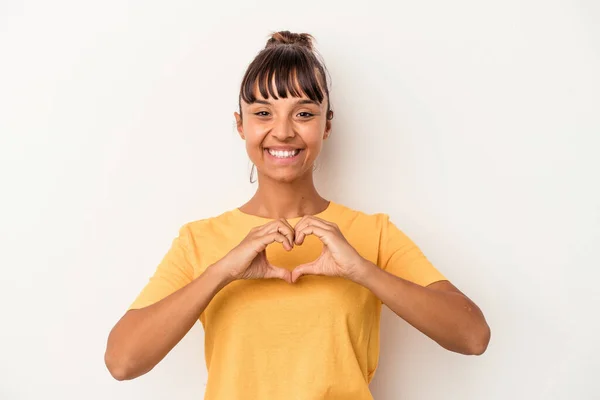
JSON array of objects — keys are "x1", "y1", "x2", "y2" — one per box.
[{"x1": 1, "y1": 1, "x2": 599, "y2": 399}]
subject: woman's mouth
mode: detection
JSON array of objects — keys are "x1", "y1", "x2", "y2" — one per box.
[
  {"x1": 264, "y1": 148, "x2": 304, "y2": 164},
  {"x1": 267, "y1": 148, "x2": 301, "y2": 158}
]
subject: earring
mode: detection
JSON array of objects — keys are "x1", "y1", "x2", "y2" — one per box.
[{"x1": 250, "y1": 164, "x2": 256, "y2": 183}]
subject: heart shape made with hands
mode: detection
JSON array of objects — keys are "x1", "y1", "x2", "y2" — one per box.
[{"x1": 270, "y1": 216, "x2": 366, "y2": 284}]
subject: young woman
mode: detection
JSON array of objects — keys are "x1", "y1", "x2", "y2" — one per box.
[{"x1": 105, "y1": 30, "x2": 490, "y2": 399}]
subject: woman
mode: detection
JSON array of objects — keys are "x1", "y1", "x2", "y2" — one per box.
[{"x1": 105, "y1": 30, "x2": 490, "y2": 399}]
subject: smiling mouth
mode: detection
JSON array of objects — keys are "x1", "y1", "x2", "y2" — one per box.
[{"x1": 265, "y1": 148, "x2": 303, "y2": 158}]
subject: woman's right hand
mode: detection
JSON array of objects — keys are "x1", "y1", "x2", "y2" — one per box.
[{"x1": 219, "y1": 218, "x2": 296, "y2": 283}]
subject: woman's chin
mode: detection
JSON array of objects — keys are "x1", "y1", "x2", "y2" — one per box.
[{"x1": 262, "y1": 168, "x2": 310, "y2": 183}]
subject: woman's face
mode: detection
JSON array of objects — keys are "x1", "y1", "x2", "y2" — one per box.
[{"x1": 235, "y1": 87, "x2": 331, "y2": 183}]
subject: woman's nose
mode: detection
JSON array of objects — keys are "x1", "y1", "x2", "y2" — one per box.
[{"x1": 271, "y1": 118, "x2": 295, "y2": 140}]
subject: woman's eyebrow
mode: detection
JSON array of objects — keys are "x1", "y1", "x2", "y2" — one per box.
[
  {"x1": 296, "y1": 99, "x2": 319, "y2": 106},
  {"x1": 251, "y1": 99, "x2": 319, "y2": 106}
]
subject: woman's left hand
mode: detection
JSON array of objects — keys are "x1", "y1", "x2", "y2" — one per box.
[{"x1": 291, "y1": 216, "x2": 370, "y2": 283}]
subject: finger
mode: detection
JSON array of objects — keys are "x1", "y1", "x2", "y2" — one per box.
[
  {"x1": 293, "y1": 218, "x2": 306, "y2": 245},
  {"x1": 294, "y1": 217, "x2": 314, "y2": 244},
  {"x1": 295, "y1": 217, "x2": 335, "y2": 244},
  {"x1": 296, "y1": 215, "x2": 335, "y2": 231},
  {"x1": 275, "y1": 218, "x2": 296, "y2": 250},
  {"x1": 264, "y1": 265, "x2": 292, "y2": 283},
  {"x1": 257, "y1": 231, "x2": 292, "y2": 251},
  {"x1": 272, "y1": 231, "x2": 294, "y2": 251},
  {"x1": 295, "y1": 224, "x2": 332, "y2": 246},
  {"x1": 261, "y1": 219, "x2": 295, "y2": 250},
  {"x1": 291, "y1": 262, "x2": 319, "y2": 283}
]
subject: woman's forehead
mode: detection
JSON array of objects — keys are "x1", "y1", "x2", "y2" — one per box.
[{"x1": 244, "y1": 79, "x2": 324, "y2": 106}]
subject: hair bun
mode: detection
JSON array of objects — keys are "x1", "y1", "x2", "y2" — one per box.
[{"x1": 266, "y1": 31, "x2": 314, "y2": 50}]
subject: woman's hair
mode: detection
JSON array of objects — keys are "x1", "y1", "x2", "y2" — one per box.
[{"x1": 238, "y1": 30, "x2": 333, "y2": 120}]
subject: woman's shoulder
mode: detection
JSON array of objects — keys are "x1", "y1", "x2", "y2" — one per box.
[
  {"x1": 176, "y1": 208, "x2": 241, "y2": 237},
  {"x1": 327, "y1": 201, "x2": 391, "y2": 227}
]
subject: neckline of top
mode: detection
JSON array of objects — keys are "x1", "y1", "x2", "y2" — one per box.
[{"x1": 233, "y1": 200, "x2": 336, "y2": 223}]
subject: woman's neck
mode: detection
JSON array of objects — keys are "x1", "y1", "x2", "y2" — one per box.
[{"x1": 239, "y1": 173, "x2": 329, "y2": 220}]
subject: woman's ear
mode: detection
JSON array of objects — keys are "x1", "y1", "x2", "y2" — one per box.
[
  {"x1": 323, "y1": 110, "x2": 334, "y2": 139},
  {"x1": 234, "y1": 112, "x2": 244, "y2": 139},
  {"x1": 324, "y1": 118, "x2": 332, "y2": 140}
]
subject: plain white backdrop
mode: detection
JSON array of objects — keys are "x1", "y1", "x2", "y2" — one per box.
[{"x1": 1, "y1": 1, "x2": 599, "y2": 399}]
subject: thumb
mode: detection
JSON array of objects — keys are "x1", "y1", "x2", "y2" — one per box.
[
  {"x1": 264, "y1": 264, "x2": 292, "y2": 283},
  {"x1": 291, "y1": 262, "x2": 317, "y2": 283}
]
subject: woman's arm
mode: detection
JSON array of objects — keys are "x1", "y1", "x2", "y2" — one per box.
[
  {"x1": 355, "y1": 261, "x2": 491, "y2": 355},
  {"x1": 105, "y1": 218, "x2": 299, "y2": 381},
  {"x1": 104, "y1": 262, "x2": 232, "y2": 381},
  {"x1": 290, "y1": 215, "x2": 490, "y2": 355}
]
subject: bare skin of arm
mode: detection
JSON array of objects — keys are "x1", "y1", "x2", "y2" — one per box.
[
  {"x1": 289, "y1": 216, "x2": 490, "y2": 355},
  {"x1": 356, "y1": 262, "x2": 491, "y2": 355},
  {"x1": 104, "y1": 219, "x2": 296, "y2": 381},
  {"x1": 104, "y1": 263, "x2": 232, "y2": 381}
]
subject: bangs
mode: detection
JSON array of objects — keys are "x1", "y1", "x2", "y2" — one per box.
[{"x1": 240, "y1": 46, "x2": 327, "y2": 106}]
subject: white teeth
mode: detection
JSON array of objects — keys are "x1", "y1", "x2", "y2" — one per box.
[{"x1": 267, "y1": 149, "x2": 300, "y2": 158}]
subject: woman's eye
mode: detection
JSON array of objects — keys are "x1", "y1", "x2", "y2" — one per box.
[{"x1": 253, "y1": 111, "x2": 314, "y2": 118}]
